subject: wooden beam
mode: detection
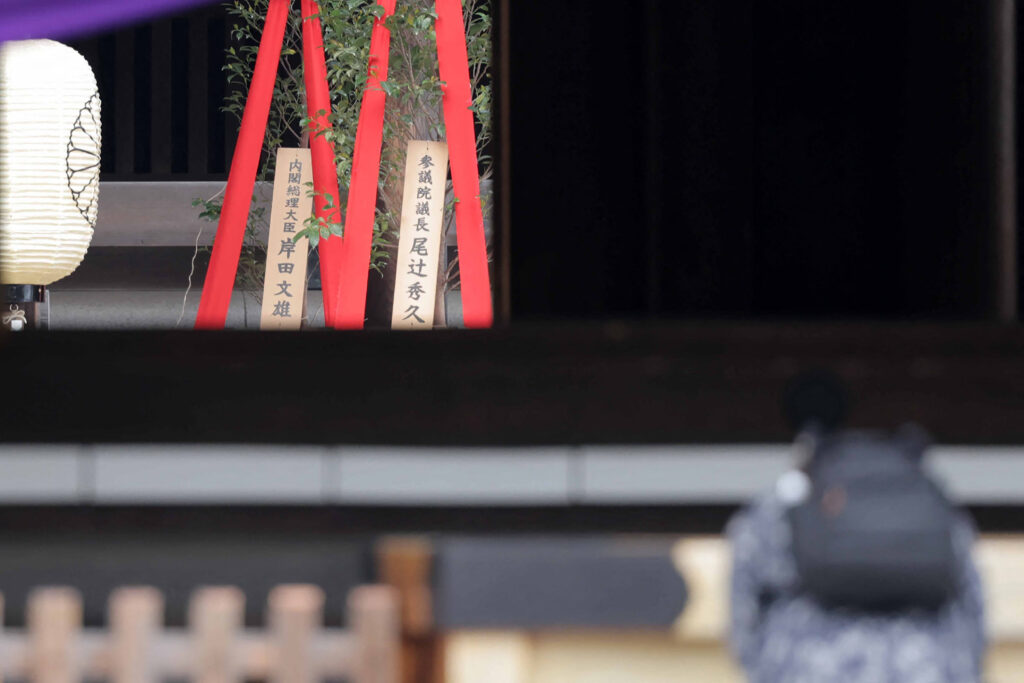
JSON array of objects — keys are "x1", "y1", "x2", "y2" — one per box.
[{"x1": 8, "y1": 324, "x2": 1024, "y2": 444}]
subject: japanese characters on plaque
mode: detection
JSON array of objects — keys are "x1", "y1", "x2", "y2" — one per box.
[
  {"x1": 391, "y1": 140, "x2": 450, "y2": 329},
  {"x1": 259, "y1": 148, "x2": 313, "y2": 330}
]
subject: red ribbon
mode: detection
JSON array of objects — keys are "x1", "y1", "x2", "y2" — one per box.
[
  {"x1": 302, "y1": 0, "x2": 343, "y2": 326},
  {"x1": 195, "y1": 0, "x2": 289, "y2": 329},
  {"x1": 330, "y1": 0, "x2": 397, "y2": 329},
  {"x1": 435, "y1": 0, "x2": 493, "y2": 328}
]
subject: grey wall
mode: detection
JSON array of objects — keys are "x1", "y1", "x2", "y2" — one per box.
[{"x1": 0, "y1": 444, "x2": 1021, "y2": 505}]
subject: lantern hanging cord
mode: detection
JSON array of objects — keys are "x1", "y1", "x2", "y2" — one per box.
[
  {"x1": 65, "y1": 91, "x2": 102, "y2": 228},
  {"x1": 3, "y1": 305, "x2": 27, "y2": 327}
]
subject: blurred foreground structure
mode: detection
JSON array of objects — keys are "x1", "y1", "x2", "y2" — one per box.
[
  {"x1": 1, "y1": 535, "x2": 1023, "y2": 682},
  {"x1": 0, "y1": 443, "x2": 1022, "y2": 682},
  {"x1": 0, "y1": 584, "x2": 398, "y2": 682},
  {"x1": 416, "y1": 536, "x2": 1024, "y2": 683}
]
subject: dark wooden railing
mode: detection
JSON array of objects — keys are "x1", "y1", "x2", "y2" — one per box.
[{"x1": 70, "y1": 4, "x2": 238, "y2": 181}]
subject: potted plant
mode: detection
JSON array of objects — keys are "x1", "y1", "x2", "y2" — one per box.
[{"x1": 193, "y1": 0, "x2": 492, "y2": 327}]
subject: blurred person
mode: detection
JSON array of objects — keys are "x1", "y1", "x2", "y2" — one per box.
[{"x1": 727, "y1": 426, "x2": 985, "y2": 683}]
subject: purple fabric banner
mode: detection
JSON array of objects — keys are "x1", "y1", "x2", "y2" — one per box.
[{"x1": 0, "y1": 0, "x2": 219, "y2": 44}]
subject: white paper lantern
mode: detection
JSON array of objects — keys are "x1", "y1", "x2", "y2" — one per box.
[{"x1": 0, "y1": 39, "x2": 101, "y2": 285}]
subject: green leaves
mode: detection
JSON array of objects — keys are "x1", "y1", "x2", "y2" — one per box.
[{"x1": 192, "y1": 197, "x2": 223, "y2": 221}]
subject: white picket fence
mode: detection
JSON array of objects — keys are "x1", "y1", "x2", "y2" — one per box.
[{"x1": 0, "y1": 583, "x2": 399, "y2": 683}]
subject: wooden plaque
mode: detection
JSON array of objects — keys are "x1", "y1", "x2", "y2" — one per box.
[
  {"x1": 260, "y1": 148, "x2": 313, "y2": 330},
  {"x1": 391, "y1": 140, "x2": 450, "y2": 329}
]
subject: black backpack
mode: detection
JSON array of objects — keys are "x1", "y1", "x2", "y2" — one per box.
[{"x1": 789, "y1": 426, "x2": 959, "y2": 611}]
